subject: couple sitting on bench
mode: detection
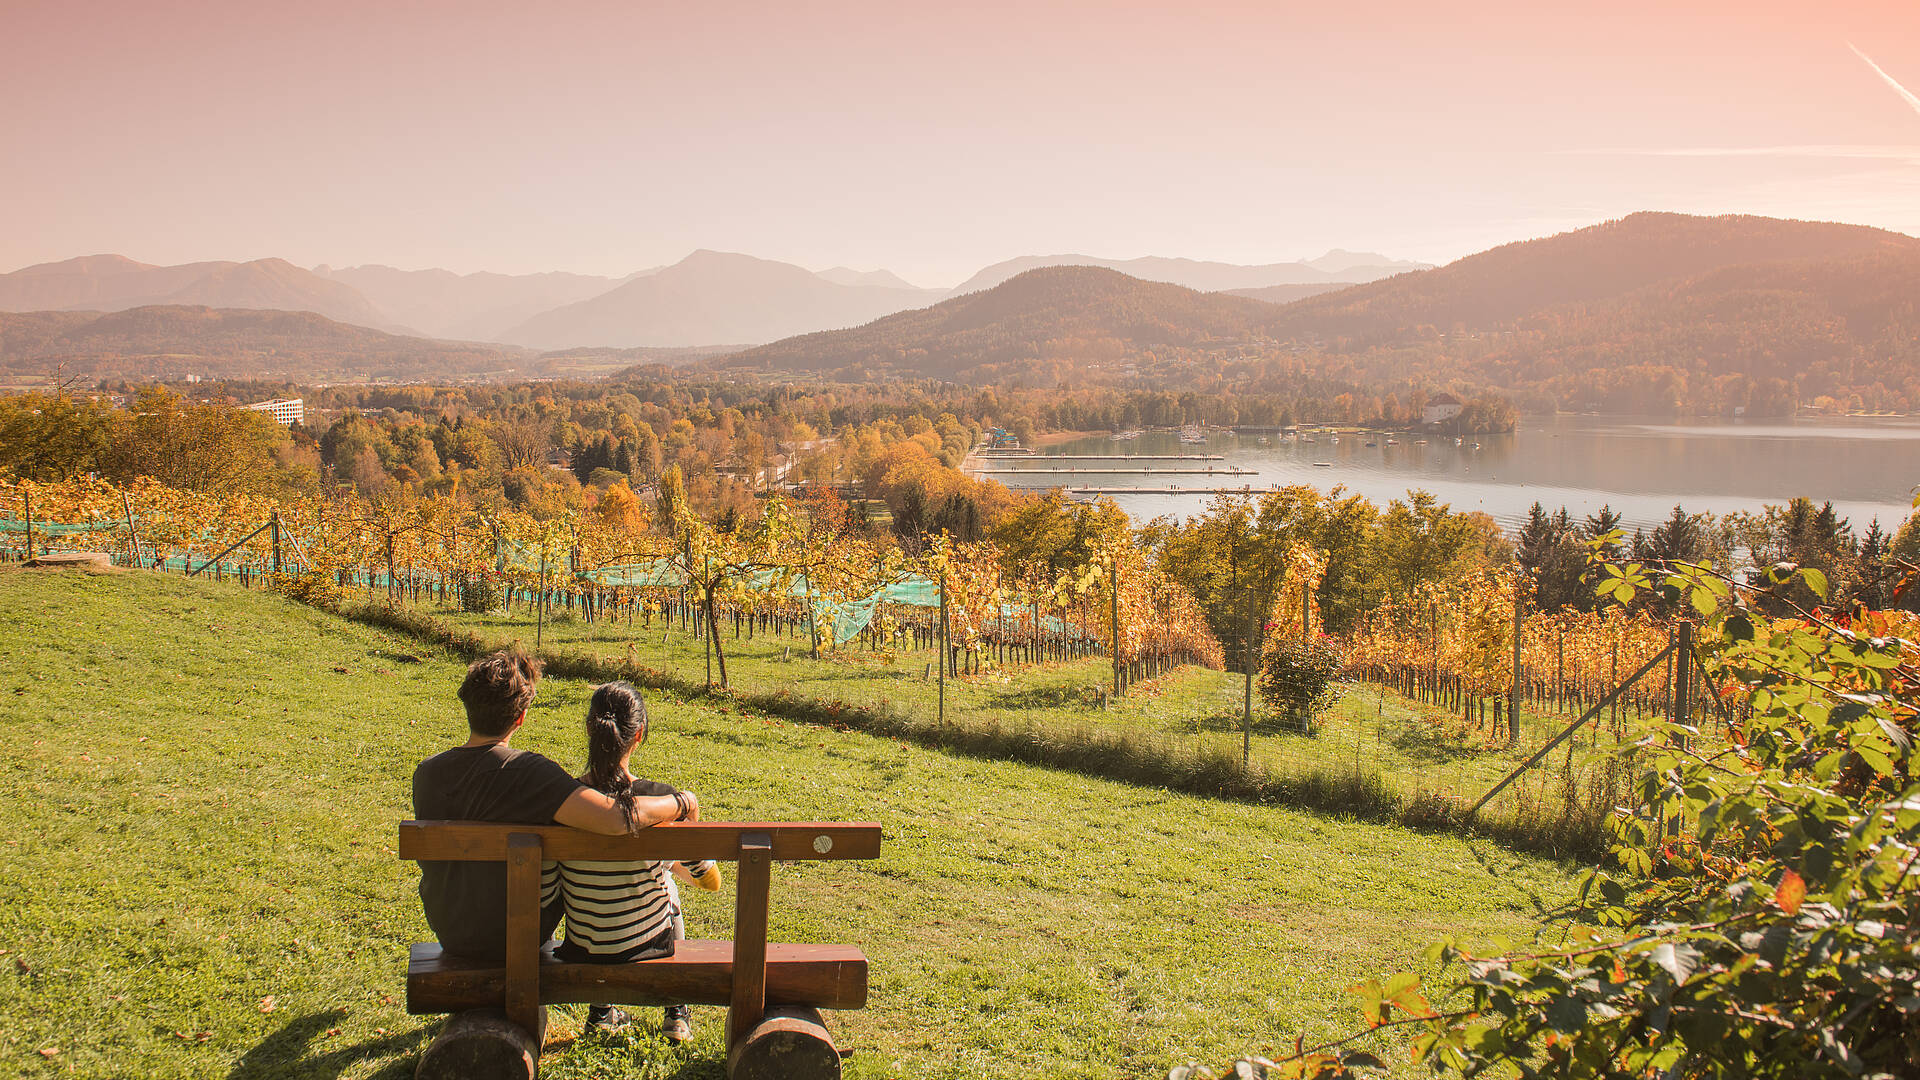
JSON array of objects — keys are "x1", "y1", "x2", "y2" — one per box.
[{"x1": 411, "y1": 648, "x2": 712, "y2": 1042}]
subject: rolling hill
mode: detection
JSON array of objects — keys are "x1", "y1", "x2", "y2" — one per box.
[
  {"x1": 0, "y1": 306, "x2": 523, "y2": 381},
  {"x1": 499, "y1": 250, "x2": 945, "y2": 349},
  {"x1": 948, "y1": 251, "x2": 1427, "y2": 295},
  {"x1": 0, "y1": 255, "x2": 389, "y2": 329},
  {"x1": 718, "y1": 265, "x2": 1284, "y2": 382}
]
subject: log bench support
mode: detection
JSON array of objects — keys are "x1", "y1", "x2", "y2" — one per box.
[{"x1": 399, "y1": 820, "x2": 881, "y2": 1080}]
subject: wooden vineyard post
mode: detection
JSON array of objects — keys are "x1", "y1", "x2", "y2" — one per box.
[
  {"x1": 806, "y1": 595, "x2": 820, "y2": 661},
  {"x1": 1300, "y1": 582, "x2": 1310, "y2": 638},
  {"x1": 536, "y1": 550, "x2": 547, "y2": 650},
  {"x1": 1508, "y1": 579, "x2": 1523, "y2": 746},
  {"x1": 1429, "y1": 600, "x2": 1439, "y2": 703},
  {"x1": 1110, "y1": 558, "x2": 1121, "y2": 699},
  {"x1": 1671, "y1": 621, "x2": 1693, "y2": 751},
  {"x1": 121, "y1": 489, "x2": 144, "y2": 568},
  {"x1": 22, "y1": 489, "x2": 33, "y2": 559},
  {"x1": 937, "y1": 571, "x2": 947, "y2": 725},
  {"x1": 1242, "y1": 586, "x2": 1255, "y2": 766},
  {"x1": 271, "y1": 512, "x2": 282, "y2": 576},
  {"x1": 1660, "y1": 626, "x2": 1675, "y2": 732},
  {"x1": 1611, "y1": 639, "x2": 1621, "y2": 738},
  {"x1": 1556, "y1": 627, "x2": 1565, "y2": 713}
]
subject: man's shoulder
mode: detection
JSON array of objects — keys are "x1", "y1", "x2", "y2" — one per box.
[
  {"x1": 415, "y1": 743, "x2": 564, "y2": 772},
  {"x1": 625, "y1": 776, "x2": 677, "y2": 797},
  {"x1": 497, "y1": 746, "x2": 573, "y2": 776}
]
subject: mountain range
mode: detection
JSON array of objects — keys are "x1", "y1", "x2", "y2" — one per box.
[
  {"x1": 0, "y1": 247, "x2": 1427, "y2": 350},
  {"x1": 6, "y1": 212, "x2": 1914, "y2": 411},
  {"x1": 712, "y1": 212, "x2": 1920, "y2": 411},
  {"x1": 0, "y1": 255, "x2": 387, "y2": 329}
]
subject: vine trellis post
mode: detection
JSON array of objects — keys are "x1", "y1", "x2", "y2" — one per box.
[
  {"x1": 1109, "y1": 557, "x2": 1121, "y2": 700},
  {"x1": 121, "y1": 489, "x2": 143, "y2": 568},
  {"x1": 936, "y1": 571, "x2": 947, "y2": 726},
  {"x1": 1508, "y1": 577, "x2": 1524, "y2": 746}
]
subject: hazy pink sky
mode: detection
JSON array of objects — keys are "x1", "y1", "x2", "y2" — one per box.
[{"x1": 5, "y1": 0, "x2": 1919, "y2": 286}]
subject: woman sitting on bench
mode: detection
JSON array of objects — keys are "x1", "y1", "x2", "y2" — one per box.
[{"x1": 541, "y1": 681, "x2": 721, "y2": 1043}]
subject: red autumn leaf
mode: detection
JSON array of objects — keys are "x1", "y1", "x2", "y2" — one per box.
[{"x1": 1775, "y1": 868, "x2": 1806, "y2": 915}]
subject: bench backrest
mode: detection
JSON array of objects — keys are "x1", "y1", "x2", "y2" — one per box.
[{"x1": 399, "y1": 820, "x2": 882, "y2": 1043}]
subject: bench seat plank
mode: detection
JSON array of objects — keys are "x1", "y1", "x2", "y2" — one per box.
[
  {"x1": 399, "y1": 821, "x2": 882, "y2": 863},
  {"x1": 407, "y1": 941, "x2": 869, "y2": 1013}
]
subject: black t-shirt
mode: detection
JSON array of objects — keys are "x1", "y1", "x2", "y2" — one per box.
[{"x1": 411, "y1": 742, "x2": 584, "y2": 959}]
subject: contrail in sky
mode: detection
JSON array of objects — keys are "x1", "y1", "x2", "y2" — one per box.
[{"x1": 1850, "y1": 43, "x2": 1920, "y2": 119}]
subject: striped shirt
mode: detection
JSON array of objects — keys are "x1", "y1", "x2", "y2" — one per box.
[{"x1": 540, "y1": 776, "x2": 713, "y2": 962}]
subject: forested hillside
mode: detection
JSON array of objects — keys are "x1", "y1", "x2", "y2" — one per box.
[
  {"x1": 1270, "y1": 212, "x2": 1919, "y2": 343},
  {"x1": 1264, "y1": 219, "x2": 1920, "y2": 414},
  {"x1": 719, "y1": 266, "x2": 1284, "y2": 383}
]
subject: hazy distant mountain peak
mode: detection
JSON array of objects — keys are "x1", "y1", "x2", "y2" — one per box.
[
  {"x1": 10, "y1": 253, "x2": 157, "y2": 278},
  {"x1": 0, "y1": 254, "x2": 388, "y2": 328},
  {"x1": 1305, "y1": 249, "x2": 1428, "y2": 275},
  {"x1": 816, "y1": 266, "x2": 922, "y2": 290},
  {"x1": 499, "y1": 250, "x2": 945, "y2": 349}
]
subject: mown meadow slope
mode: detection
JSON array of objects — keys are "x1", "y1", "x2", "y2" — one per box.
[{"x1": 0, "y1": 568, "x2": 1576, "y2": 1078}]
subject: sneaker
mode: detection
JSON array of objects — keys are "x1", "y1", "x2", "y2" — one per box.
[
  {"x1": 585, "y1": 1005, "x2": 631, "y2": 1034},
  {"x1": 663, "y1": 1005, "x2": 692, "y2": 1043}
]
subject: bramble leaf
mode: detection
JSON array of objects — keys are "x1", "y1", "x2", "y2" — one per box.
[{"x1": 1775, "y1": 869, "x2": 1805, "y2": 916}]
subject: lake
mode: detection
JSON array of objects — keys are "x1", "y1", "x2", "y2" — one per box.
[{"x1": 989, "y1": 415, "x2": 1920, "y2": 533}]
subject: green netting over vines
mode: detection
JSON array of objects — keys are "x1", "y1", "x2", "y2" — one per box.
[
  {"x1": 577, "y1": 564, "x2": 952, "y2": 646},
  {"x1": 587, "y1": 560, "x2": 690, "y2": 589}
]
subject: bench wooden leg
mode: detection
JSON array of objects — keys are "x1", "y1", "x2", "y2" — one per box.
[
  {"x1": 725, "y1": 1007, "x2": 840, "y2": 1080},
  {"x1": 417, "y1": 1006, "x2": 545, "y2": 1080}
]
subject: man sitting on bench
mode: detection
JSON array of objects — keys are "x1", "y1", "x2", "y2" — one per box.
[{"x1": 411, "y1": 649, "x2": 699, "y2": 963}]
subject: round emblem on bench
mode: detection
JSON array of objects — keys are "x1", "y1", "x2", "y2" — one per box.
[{"x1": 813, "y1": 834, "x2": 834, "y2": 854}]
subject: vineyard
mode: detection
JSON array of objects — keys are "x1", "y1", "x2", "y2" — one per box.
[
  {"x1": 0, "y1": 475, "x2": 1222, "y2": 694},
  {"x1": 13, "y1": 473, "x2": 1893, "y2": 856}
]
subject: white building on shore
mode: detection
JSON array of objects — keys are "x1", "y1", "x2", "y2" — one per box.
[
  {"x1": 1422, "y1": 392, "x2": 1464, "y2": 425},
  {"x1": 245, "y1": 398, "x2": 305, "y2": 426}
]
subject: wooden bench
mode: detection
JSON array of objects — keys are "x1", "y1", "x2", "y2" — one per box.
[{"x1": 399, "y1": 820, "x2": 882, "y2": 1080}]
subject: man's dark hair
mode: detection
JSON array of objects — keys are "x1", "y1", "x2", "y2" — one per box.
[{"x1": 459, "y1": 649, "x2": 541, "y2": 737}]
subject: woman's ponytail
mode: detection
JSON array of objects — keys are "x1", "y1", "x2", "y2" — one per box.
[{"x1": 581, "y1": 682, "x2": 648, "y2": 826}]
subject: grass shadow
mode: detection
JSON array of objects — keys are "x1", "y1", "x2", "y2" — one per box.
[
  {"x1": 226, "y1": 1009, "x2": 420, "y2": 1080},
  {"x1": 1177, "y1": 710, "x2": 1312, "y2": 737},
  {"x1": 983, "y1": 683, "x2": 1102, "y2": 710}
]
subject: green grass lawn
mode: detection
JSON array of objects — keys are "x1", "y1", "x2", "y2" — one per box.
[
  {"x1": 426, "y1": 599, "x2": 1640, "y2": 818},
  {"x1": 2, "y1": 568, "x2": 1578, "y2": 1079}
]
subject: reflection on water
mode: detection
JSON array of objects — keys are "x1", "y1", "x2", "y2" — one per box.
[{"x1": 995, "y1": 416, "x2": 1920, "y2": 532}]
